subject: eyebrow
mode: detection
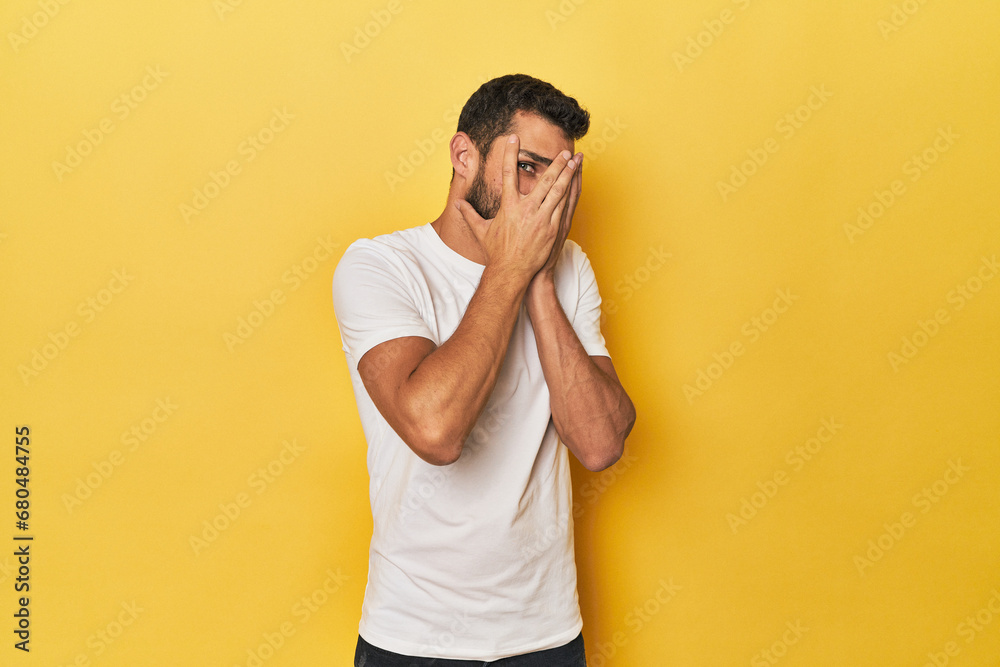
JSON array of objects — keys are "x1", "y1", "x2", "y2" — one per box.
[{"x1": 518, "y1": 149, "x2": 552, "y2": 167}]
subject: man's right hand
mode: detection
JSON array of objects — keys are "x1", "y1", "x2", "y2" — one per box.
[{"x1": 455, "y1": 135, "x2": 578, "y2": 283}]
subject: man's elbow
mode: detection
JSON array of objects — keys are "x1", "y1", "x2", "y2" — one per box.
[
  {"x1": 581, "y1": 402, "x2": 636, "y2": 472},
  {"x1": 403, "y1": 415, "x2": 465, "y2": 466},
  {"x1": 414, "y1": 439, "x2": 463, "y2": 466},
  {"x1": 579, "y1": 435, "x2": 627, "y2": 472}
]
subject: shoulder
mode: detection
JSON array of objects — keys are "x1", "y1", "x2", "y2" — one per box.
[
  {"x1": 334, "y1": 225, "x2": 431, "y2": 280},
  {"x1": 339, "y1": 225, "x2": 428, "y2": 263},
  {"x1": 562, "y1": 238, "x2": 588, "y2": 263},
  {"x1": 557, "y1": 239, "x2": 597, "y2": 281}
]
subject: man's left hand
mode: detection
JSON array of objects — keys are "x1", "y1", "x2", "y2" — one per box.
[{"x1": 529, "y1": 151, "x2": 583, "y2": 294}]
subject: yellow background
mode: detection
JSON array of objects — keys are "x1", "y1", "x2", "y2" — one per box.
[{"x1": 2, "y1": 1, "x2": 998, "y2": 665}]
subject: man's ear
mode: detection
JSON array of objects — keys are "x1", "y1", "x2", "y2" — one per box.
[{"x1": 450, "y1": 132, "x2": 478, "y2": 183}]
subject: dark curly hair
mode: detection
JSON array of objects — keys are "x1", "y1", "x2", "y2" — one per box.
[{"x1": 455, "y1": 74, "x2": 590, "y2": 172}]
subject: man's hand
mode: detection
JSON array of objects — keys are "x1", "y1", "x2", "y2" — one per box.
[
  {"x1": 455, "y1": 135, "x2": 578, "y2": 284},
  {"x1": 530, "y1": 151, "x2": 582, "y2": 291},
  {"x1": 354, "y1": 135, "x2": 579, "y2": 466}
]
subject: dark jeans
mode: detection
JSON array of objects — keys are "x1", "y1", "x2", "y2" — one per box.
[{"x1": 354, "y1": 632, "x2": 586, "y2": 667}]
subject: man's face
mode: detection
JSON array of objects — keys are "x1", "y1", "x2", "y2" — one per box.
[{"x1": 465, "y1": 111, "x2": 575, "y2": 220}]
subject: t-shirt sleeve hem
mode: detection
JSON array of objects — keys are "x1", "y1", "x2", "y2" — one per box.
[{"x1": 348, "y1": 328, "x2": 436, "y2": 369}]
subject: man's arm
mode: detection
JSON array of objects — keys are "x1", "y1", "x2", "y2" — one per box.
[
  {"x1": 525, "y1": 277, "x2": 636, "y2": 471},
  {"x1": 358, "y1": 266, "x2": 526, "y2": 466},
  {"x1": 524, "y1": 155, "x2": 636, "y2": 471},
  {"x1": 358, "y1": 136, "x2": 578, "y2": 466}
]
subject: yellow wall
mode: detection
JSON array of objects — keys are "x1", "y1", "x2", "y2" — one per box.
[{"x1": 2, "y1": 1, "x2": 998, "y2": 664}]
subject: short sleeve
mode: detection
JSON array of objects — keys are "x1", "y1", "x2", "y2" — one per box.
[
  {"x1": 332, "y1": 241, "x2": 433, "y2": 366},
  {"x1": 569, "y1": 244, "x2": 610, "y2": 359}
]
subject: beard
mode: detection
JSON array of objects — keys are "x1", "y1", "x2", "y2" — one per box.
[{"x1": 464, "y1": 161, "x2": 501, "y2": 220}]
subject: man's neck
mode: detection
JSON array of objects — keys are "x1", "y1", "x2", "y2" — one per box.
[{"x1": 430, "y1": 193, "x2": 488, "y2": 266}]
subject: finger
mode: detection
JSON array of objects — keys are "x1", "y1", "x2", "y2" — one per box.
[
  {"x1": 551, "y1": 173, "x2": 575, "y2": 230},
  {"x1": 566, "y1": 152, "x2": 583, "y2": 211},
  {"x1": 526, "y1": 149, "x2": 573, "y2": 207},
  {"x1": 537, "y1": 154, "x2": 578, "y2": 217},
  {"x1": 501, "y1": 134, "x2": 520, "y2": 206},
  {"x1": 559, "y1": 185, "x2": 575, "y2": 235},
  {"x1": 573, "y1": 152, "x2": 583, "y2": 198},
  {"x1": 558, "y1": 159, "x2": 579, "y2": 220},
  {"x1": 551, "y1": 192, "x2": 570, "y2": 233},
  {"x1": 555, "y1": 154, "x2": 581, "y2": 236}
]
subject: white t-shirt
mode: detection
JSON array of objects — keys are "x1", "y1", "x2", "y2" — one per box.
[{"x1": 331, "y1": 222, "x2": 609, "y2": 660}]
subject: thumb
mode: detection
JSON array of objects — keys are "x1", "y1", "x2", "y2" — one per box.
[{"x1": 454, "y1": 198, "x2": 489, "y2": 243}]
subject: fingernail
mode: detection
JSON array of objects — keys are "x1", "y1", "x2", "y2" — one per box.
[
  {"x1": 567, "y1": 159, "x2": 576, "y2": 169},
  {"x1": 561, "y1": 150, "x2": 571, "y2": 160},
  {"x1": 508, "y1": 135, "x2": 518, "y2": 143}
]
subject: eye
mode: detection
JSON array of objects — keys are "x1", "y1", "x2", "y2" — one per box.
[{"x1": 518, "y1": 162, "x2": 536, "y2": 174}]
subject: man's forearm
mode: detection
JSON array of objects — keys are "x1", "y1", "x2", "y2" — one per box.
[
  {"x1": 387, "y1": 136, "x2": 578, "y2": 464},
  {"x1": 526, "y1": 277, "x2": 636, "y2": 471},
  {"x1": 400, "y1": 264, "x2": 529, "y2": 461}
]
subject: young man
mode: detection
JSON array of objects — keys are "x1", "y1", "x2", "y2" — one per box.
[{"x1": 333, "y1": 74, "x2": 636, "y2": 666}]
